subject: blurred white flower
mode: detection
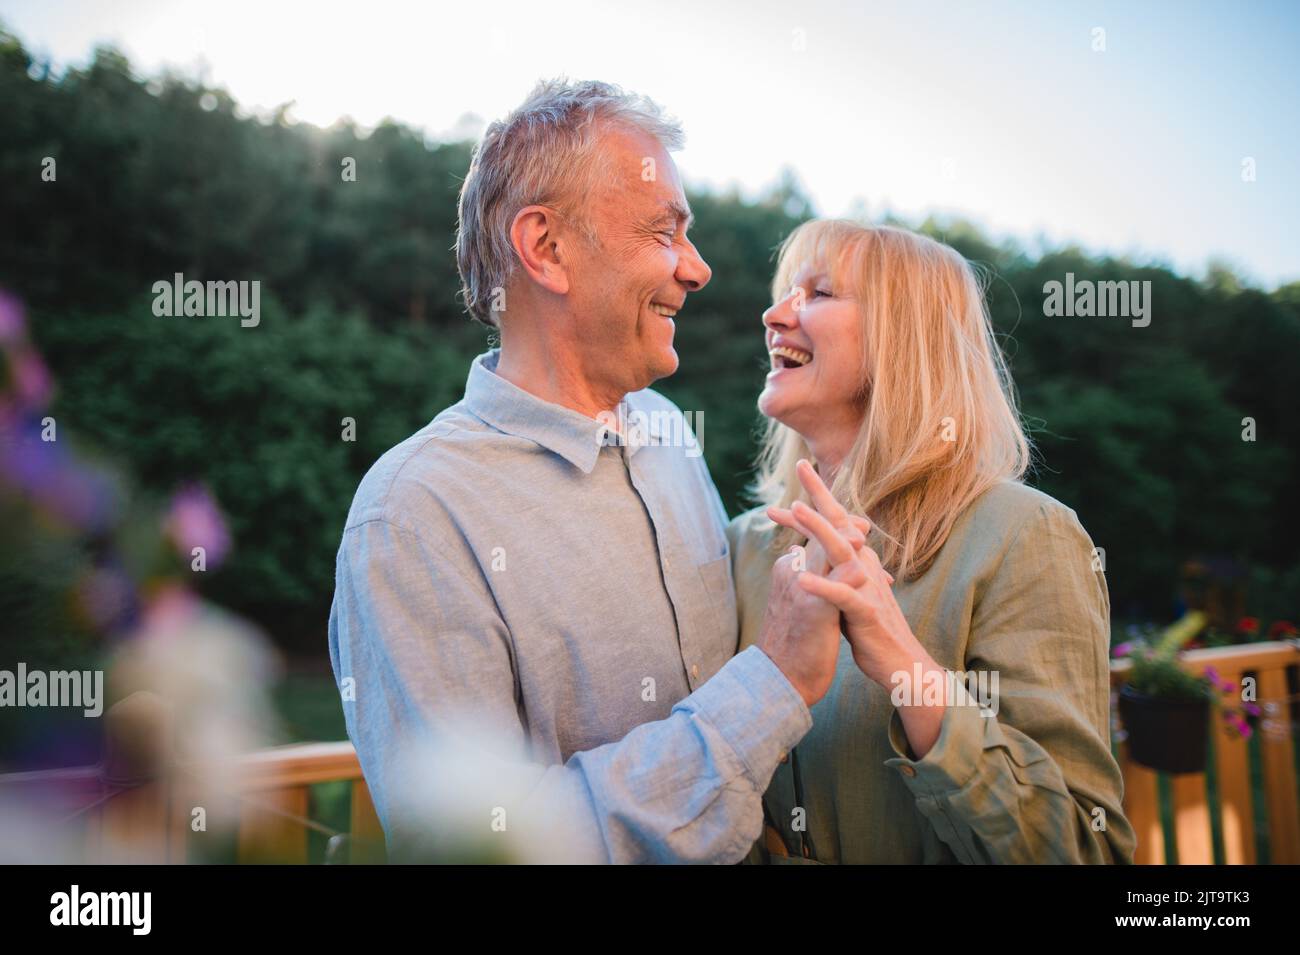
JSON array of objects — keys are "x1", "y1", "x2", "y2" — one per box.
[
  {"x1": 387, "y1": 722, "x2": 597, "y2": 864},
  {"x1": 105, "y1": 584, "x2": 283, "y2": 851}
]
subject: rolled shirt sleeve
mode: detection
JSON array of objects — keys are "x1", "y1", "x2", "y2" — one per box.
[
  {"x1": 328, "y1": 515, "x2": 812, "y2": 864},
  {"x1": 881, "y1": 500, "x2": 1137, "y2": 864}
]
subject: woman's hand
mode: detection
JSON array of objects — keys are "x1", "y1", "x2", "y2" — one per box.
[
  {"x1": 766, "y1": 463, "x2": 880, "y2": 583},
  {"x1": 767, "y1": 460, "x2": 932, "y2": 690},
  {"x1": 767, "y1": 460, "x2": 950, "y2": 757}
]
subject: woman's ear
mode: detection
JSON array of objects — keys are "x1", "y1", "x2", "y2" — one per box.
[{"x1": 509, "y1": 205, "x2": 571, "y2": 296}]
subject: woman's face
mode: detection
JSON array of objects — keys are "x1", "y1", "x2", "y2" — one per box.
[{"x1": 758, "y1": 260, "x2": 867, "y2": 439}]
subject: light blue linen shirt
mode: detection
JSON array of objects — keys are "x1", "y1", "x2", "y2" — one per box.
[{"x1": 327, "y1": 349, "x2": 811, "y2": 863}]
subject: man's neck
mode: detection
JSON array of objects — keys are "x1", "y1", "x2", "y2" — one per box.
[{"x1": 493, "y1": 337, "x2": 627, "y2": 421}]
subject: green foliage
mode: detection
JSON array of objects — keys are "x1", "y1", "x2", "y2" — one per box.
[
  {"x1": 32, "y1": 300, "x2": 487, "y2": 651},
  {"x1": 1124, "y1": 613, "x2": 1213, "y2": 702},
  {"x1": 2, "y1": 25, "x2": 1297, "y2": 653},
  {"x1": 1126, "y1": 654, "x2": 1213, "y2": 702}
]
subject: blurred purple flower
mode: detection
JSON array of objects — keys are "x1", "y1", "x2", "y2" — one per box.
[
  {"x1": 1112, "y1": 641, "x2": 1134, "y2": 659},
  {"x1": 74, "y1": 565, "x2": 138, "y2": 633},
  {"x1": 0, "y1": 418, "x2": 120, "y2": 531},
  {"x1": 11, "y1": 347, "x2": 53, "y2": 410},
  {"x1": 0, "y1": 290, "x2": 24, "y2": 345},
  {"x1": 165, "y1": 483, "x2": 231, "y2": 569}
]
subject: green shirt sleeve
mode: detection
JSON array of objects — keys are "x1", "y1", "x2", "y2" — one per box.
[{"x1": 881, "y1": 499, "x2": 1137, "y2": 864}]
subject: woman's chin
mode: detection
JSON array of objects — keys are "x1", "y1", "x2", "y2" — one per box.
[{"x1": 757, "y1": 387, "x2": 797, "y2": 425}]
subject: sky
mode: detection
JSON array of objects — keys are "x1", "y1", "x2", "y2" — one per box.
[{"x1": 3, "y1": 0, "x2": 1298, "y2": 287}]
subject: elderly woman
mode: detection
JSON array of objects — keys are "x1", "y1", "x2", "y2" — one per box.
[{"x1": 728, "y1": 220, "x2": 1136, "y2": 864}]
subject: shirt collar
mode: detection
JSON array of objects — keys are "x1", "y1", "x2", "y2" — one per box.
[{"x1": 462, "y1": 349, "x2": 664, "y2": 474}]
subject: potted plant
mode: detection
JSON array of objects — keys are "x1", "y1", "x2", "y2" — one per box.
[{"x1": 1114, "y1": 611, "x2": 1264, "y2": 773}]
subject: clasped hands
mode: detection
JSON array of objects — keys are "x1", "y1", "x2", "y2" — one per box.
[{"x1": 756, "y1": 460, "x2": 943, "y2": 727}]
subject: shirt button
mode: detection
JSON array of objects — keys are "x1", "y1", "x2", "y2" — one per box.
[
  {"x1": 690, "y1": 663, "x2": 700, "y2": 680},
  {"x1": 779, "y1": 751, "x2": 789, "y2": 764},
  {"x1": 899, "y1": 765, "x2": 917, "y2": 777}
]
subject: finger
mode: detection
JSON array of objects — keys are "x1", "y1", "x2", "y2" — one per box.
[
  {"x1": 795, "y1": 459, "x2": 849, "y2": 527},
  {"x1": 767, "y1": 507, "x2": 825, "y2": 566},
  {"x1": 857, "y1": 547, "x2": 894, "y2": 586},
  {"x1": 824, "y1": 552, "x2": 871, "y2": 590},
  {"x1": 791, "y1": 499, "x2": 857, "y2": 567},
  {"x1": 766, "y1": 505, "x2": 798, "y2": 532},
  {"x1": 796, "y1": 571, "x2": 866, "y2": 612},
  {"x1": 848, "y1": 514, "x2": 873, "y2": 539},
  {"x1": 771, "y1": 504, "x2": 864, "y2": 550}
]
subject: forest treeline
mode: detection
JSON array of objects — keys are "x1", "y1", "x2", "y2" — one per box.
[{"x1": 2, "y1": 27, "x2": 1297, "y2": 653}]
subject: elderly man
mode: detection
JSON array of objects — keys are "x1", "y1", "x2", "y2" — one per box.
[{"x1": 328, "y1": 79, "x2": 850, "y2": 863}]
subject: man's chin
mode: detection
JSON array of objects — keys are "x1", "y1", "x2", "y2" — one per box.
[{"x1": 646, "y1": 348, "x2": 679, "y2": 383}]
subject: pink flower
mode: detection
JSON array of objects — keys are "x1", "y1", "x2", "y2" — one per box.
[
  {"x1": 1231, "y1": 714, "x2": 1253, "y2": 739},
  {"x1": 1203, "y1": 666, "x2": 1236, "y2": 693},
  {"x1": 141, "y1": 583, "x2": 203, "y2": 634},
  {"x1": 165, "y1": 483, "x2": 231, "y2": 569},
  {"x1": 1112, "y1": 641, "x2": 1134, "y2": 659},
  {"x1": 11, "y1": 348, "x2": 53, "y2": 410},
  {"x1": 0, "y1": 290, "x2": 25, "y2": 345}
]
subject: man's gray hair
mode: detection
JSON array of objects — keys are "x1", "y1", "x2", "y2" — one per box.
[{"x1": 456, "y1": 78, "x2": 684, "y2": 327}]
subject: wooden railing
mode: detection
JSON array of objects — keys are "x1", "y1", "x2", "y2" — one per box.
[
  {"x1": 0, "y1": 741, "x2": 384, "y2": 864},
  {"x1": 2, "y1": 640, "x2": 1298, "y2": 863},
  {"x1": 1111, "y1": 640, "x2": 1300, "y2": 864}
]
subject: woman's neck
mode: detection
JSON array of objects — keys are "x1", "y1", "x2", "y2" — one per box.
[{"x1": 802, "y1": 427, "x2": 856, "y2": 488}]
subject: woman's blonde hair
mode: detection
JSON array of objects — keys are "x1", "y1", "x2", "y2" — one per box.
[{"x1": 752, "y1": 220, "x2": 1031, "y2": 580}]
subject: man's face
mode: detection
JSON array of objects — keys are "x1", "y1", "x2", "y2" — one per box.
[{"x1": 563, "y1": 127, "x2": 712, "y2": 393}]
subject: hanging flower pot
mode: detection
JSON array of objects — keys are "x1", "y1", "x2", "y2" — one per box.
[{"x1": 1118, "y1": 684, "x2": 1210, "y2": 774}]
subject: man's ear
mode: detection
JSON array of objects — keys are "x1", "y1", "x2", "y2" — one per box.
[{"x1": 509, "y1": 205, "x2": 571, "y2": 295}]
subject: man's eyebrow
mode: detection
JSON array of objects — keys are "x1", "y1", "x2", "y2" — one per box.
[{"x1": 652, "y1": 201, "x2": 694, "y2": 229}]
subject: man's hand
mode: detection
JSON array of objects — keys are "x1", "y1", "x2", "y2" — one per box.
[
  {"x1": 755, "y1": 459, "x2": 876, "y2": 709},
  {"x1": 755, "y1": 541, "x2": 844, "y2": 708},
  {"x1": 768, "y1": 460, "x2": 934, "y2": 692}
]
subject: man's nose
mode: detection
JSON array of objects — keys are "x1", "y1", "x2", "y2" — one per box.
[{"x1": 676, "y1": 239, "x2": 712, "y2": 292}]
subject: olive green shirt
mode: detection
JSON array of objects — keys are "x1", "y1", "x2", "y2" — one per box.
[{"x1": 727, "y1": 481, "x2": 1136, "y2": 864}]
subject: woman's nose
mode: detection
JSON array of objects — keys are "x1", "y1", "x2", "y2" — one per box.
[{"x1": 763, "y1": 290, "x2": 800, "y2": 330}]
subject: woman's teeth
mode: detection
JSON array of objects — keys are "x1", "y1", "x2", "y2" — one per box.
[
  {"x1": 649, "y1": 303, "x2": 678, "y2": 317},
  {"x1": 770, "y1": 345, "x2": 812, "y2": 368}
]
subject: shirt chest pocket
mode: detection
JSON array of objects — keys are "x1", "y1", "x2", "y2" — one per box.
[
  {"x1": 696, "y1": 552, "x2": 738, "y2": 656},
  {"x1": 698, "y1": 553, "x2": 731, "y2": 597}
]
